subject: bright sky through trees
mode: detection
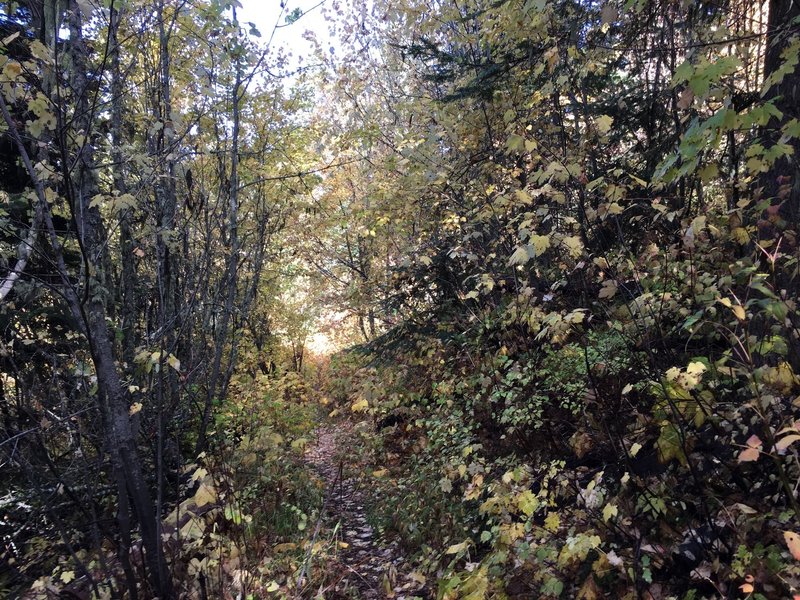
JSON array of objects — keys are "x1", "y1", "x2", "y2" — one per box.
[{"x1": 239, "y1": 0, "x2": 333, "y2": 72}]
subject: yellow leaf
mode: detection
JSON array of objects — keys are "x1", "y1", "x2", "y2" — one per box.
[
  {"x1": 602, "y1": 503, "x2": 618, "y2": 522},
  {"x1": 167, "y1": 354, "x2": 181, "y2": 372},
  {"x1": 732, "y1": 304, "x2": 746, "y2": 320},
  {"x1": 686, "y1": 361, "x2": 707, "y2": 376},
  {"x1": 499, "y1": 522, "x2": 525, "y2": 544},
  {"x1": 445, "y1": 540, "x2": 470, "y2": 555},
  {"x1": 266, "y1": 581, "x2": 280, "y2": 592},
  {"x1": 194, "y1": 482, "x2": 216, "y2": 507},
  {"x1": 596, "y1": 115, "x2": 613, "y2": 134},
  {"x1": 562, "y1": 235, "x2": 584, "y2": 258},
  {"x1": 761, "y1": 362, "x2": 798, "y2": 395},
  {"x1": 2, "y1": 31, "x2": 21, "y2": 45},
  {"x1": 180, "y1": 515, "x2": 204, "y2": 539},
  {"x1": 2, "y1": 61, "x2": 22, "y2": 80},
  {"x1": 351, "y1": 398, "x2": 369, "y2": 412},
  {"x1": 698, "y1": 163, "x2": 719, "y2": 182},
  {"x1": 129, "y1": 402, "x2": 143, "y2": 416},
  {"x1": 29, "y1": 40, "x2": 50, "y2": 61},
  {"x1": 732, "y1": 227, "x2": 750, "y2": 245},
  {"x1": 508, "y1": 245, "x2": 531, "y2": 265},
  {"x1": 372, "y1": 468, "x2": 388, "y2": 478},
  {"x1": 60, "y1": 571, "x2": 75, "y2": 584},
  {"x1": 530, "y1": 234, "x2": 551, "y2": 256},
  {"x1": 544, "y1": 511, "x2": 560, "y2": 532},
  {"x1": 517, "y1": 490, "x2": 539, "y2": 516},
  {"x1": 577, "y1": 574, "x2": 602, "y2": 600}
]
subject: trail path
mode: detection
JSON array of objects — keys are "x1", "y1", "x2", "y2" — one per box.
[{"x1": 304, "y1": 424, "x2": 428, "y2": 599}]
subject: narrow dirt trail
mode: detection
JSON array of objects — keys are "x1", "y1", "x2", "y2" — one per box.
[{"x1": 304, "y1": 423, "x2": 428, "y2": 599}]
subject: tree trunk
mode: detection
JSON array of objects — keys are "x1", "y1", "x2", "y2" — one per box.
[
  {"x1": 762, "y1": 0, "x2": 800, "y2": 224},
  {"x1": 64, "y1": 2, "x2": 171, "y2": 595},
  {"x1": 196, "y1": 6, "x2": 242, "y2": 454},
  {"x1": 108, "y1": 6, "x2": 139, "y2": 597}
]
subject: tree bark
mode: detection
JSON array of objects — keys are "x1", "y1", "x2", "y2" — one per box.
[
  {"x1": 762, "y1": 0, "x2": 800, "y2": 224},
  {"x1": 108, "y1": 5, "x2": 139, "y2": 597},
  {"x1": 195, "y1": 5, "x2": 242, "y2": 454},
  {"x1": 66, "y1": 2, "x2": 171, "y2": 595}
]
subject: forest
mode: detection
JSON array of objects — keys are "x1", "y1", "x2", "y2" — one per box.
[{"x1": 1, "y1": 0, "x2": 799, "y2": 597}]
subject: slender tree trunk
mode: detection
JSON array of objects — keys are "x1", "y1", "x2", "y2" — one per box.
[
  {"x1": 762, "y1": 0, "x2": 800, "y2": 222},
  {"x1": 150, "y1": 1, "x2": 181, "y2": 567},
  {"x1": 64, "y1": 3, "x2": 170, "y2": 595},
  {"x1": 110, "y1": 4, "x2": 137, "y2": 370},
  {"x1": 108, "y1": 7, "x2": 139, "y2": 597},
  {"x1": 196, "y1": 6, "x2": 242, "y2": 453}
]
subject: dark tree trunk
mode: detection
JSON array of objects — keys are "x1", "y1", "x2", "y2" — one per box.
[
  {"x1": 195, "y1": 5, "x2": 243, "y2": 454},
  {"x1": 64, "y1": 2, "x2": 171, "y2": 595},
  {"x1": 762, "y1": 0, "x2": 800, "y2": 224},
  {"x1": 109, "y1": 6, "x2": 139, "y2": 597}
]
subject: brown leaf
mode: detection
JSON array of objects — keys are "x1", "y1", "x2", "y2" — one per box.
[
  {"x1": 600, "y1": 4, "x2": 618, "y2": 24},
  {"x1": 738, "y1": 447, "x2": 760, "y2": 463},
  {"x1": 677, "y1": 88, "x2": 694, "y2": 109},
  {"x1": 783, "y1": 531, "x2": 800, "y2": 560},
  {"x1": 776, "y1": 434, "x2": 800, "y2": 452}
]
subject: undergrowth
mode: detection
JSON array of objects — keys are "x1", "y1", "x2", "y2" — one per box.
[{"x1": 325, "y1": 215, "x2": 800, "y2": 599}]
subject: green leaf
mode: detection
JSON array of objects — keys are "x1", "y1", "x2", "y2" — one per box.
[
  {"x1": 657, "y1": 422, "x2": 687, "y2": 466},
  {"x1": 672, "y1": 60, "x2": 693, "y2": 85}
]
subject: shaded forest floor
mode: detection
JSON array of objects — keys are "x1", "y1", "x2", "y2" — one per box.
[{"x1": 303, "y1": 423, "x2": 429, "y2": 599}]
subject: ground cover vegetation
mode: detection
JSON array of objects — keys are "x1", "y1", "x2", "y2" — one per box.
[{"x1": 1, "y1": 0, "x2": 800, "y2": 598}]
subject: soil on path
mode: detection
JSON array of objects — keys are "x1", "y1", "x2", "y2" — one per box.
[{"x1": 304, "y1": 423, "x2": 429, "y2": 600}]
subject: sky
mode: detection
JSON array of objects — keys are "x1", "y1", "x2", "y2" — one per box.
[
  {"x1": 238, "y1": 1, "x2": 343, "y2": 354},
  {"x1": 238, "y1": 0, "x2": 336, "y2": 74}
]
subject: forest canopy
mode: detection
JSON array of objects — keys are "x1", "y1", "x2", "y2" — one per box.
[{"x1": 1, "y1": 0, "x2": 800, "y2": 598}]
